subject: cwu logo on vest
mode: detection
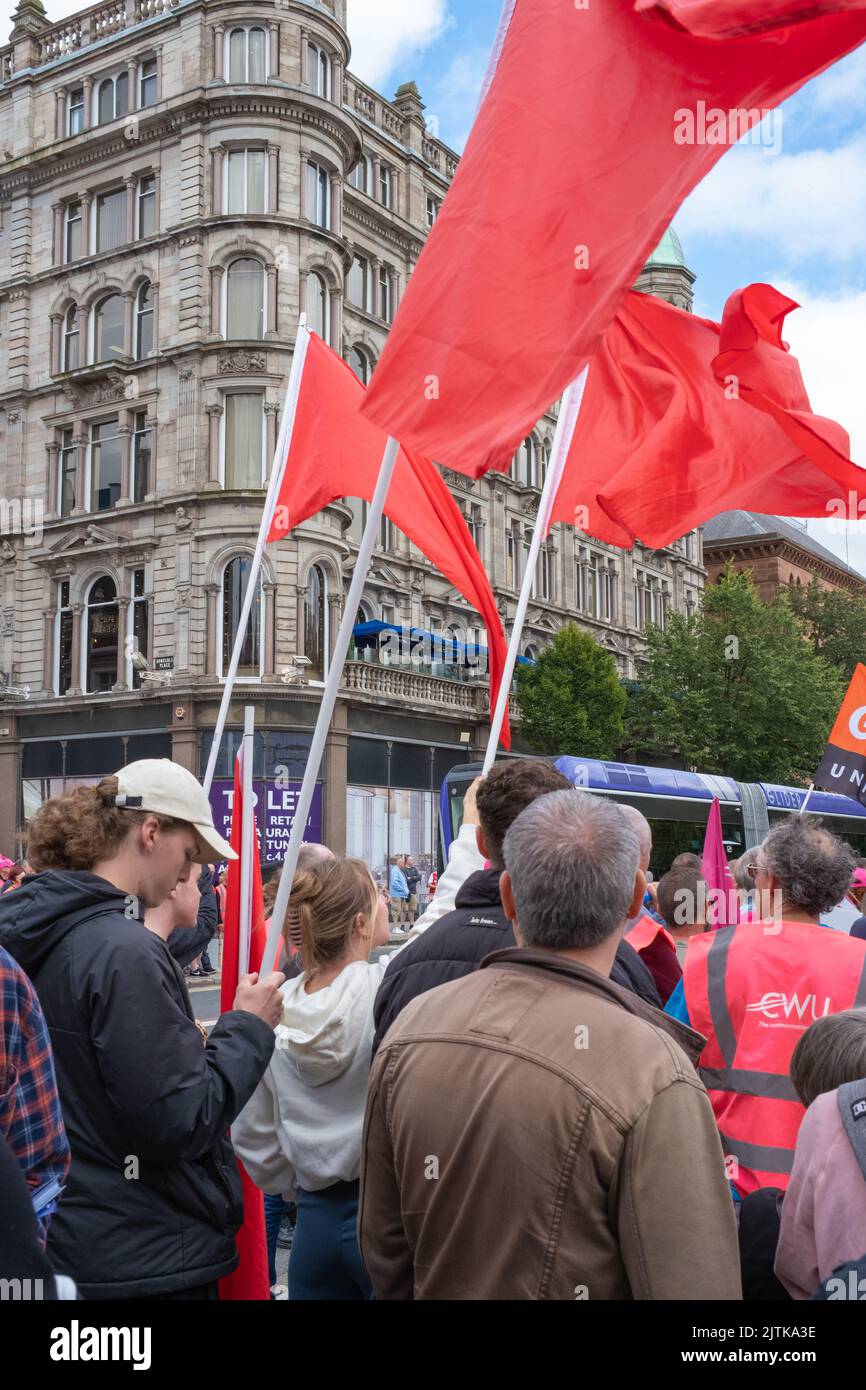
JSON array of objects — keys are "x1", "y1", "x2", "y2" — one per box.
[{"x1": 745, "y1": 992, "x2": 831, "y2": 1022}]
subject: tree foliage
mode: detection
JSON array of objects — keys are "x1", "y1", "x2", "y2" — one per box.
[
  {"x1": 785, "y1": 578, "x2": 866, "y2": 683},
  {"x1": 624, "y1": 569, "x2": 845, "y2": 786},
  {"x1": 515, "y1": 623, "x2": 626, "y2": 758}
]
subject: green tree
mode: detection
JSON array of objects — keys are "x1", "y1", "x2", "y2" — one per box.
[
  {"x1": 785, "y1": 578, "x2": 866, "y2": 682},
  {"x1": 624, "y1": 569, "x2": 844, "y2": 785},
  {"x1": 515, "y1": 624, "x2": 626, "y2": 758}
]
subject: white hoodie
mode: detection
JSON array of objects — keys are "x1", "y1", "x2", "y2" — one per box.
[{"x1": 231, "y1": 958, "x2": 390, "y2": 1197}]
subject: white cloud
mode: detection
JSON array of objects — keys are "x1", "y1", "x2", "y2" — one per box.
[
  {"x1": 0, "y1": 0, "x2": 75, "y2": 43},
  {"x1": 423, "y1": 44, "x2": 489, "y2": 151},
  {"x1": 346, "y1": 0, "x2": 451, "y2": 93},
  {"x1": 677, "y1": 137, "x2": 866, "y2": 267}
]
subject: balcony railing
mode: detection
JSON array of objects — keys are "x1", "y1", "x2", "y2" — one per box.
[{"x1": 341, "y1": 660, "x2": 520, "y2": 722}]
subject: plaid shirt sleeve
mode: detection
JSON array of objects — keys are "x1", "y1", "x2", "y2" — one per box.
[{"x1": 0, "y1": 948, "x2": 70, "y2": 1205}]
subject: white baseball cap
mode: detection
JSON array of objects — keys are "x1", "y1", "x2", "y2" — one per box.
[{"x1": 111, "y1": 759, "x2": 237, "y2": 864}]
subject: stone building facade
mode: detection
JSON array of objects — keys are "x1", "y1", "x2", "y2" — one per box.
[{"x1": 0, "y1": 0, "x2": 705, "y2": 864}]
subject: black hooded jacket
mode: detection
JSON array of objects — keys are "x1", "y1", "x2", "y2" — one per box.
[
  {"x1": 0, "y1": 870, "x2": 275, "y2": 1299},
  {"x1": 372, "y1": 868, "x2": 661, "y2": 1054}
]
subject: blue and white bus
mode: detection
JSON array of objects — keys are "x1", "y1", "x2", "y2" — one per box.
[{"x1": 439, "y1": 757, "x2": 866, "y2": 878}]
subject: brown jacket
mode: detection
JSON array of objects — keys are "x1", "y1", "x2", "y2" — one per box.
[{"x1": 360, "y1": 947, "x2": 742, "y2": 1300}]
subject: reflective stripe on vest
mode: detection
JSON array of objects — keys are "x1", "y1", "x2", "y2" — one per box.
[{"x1": 684, "y1": 921, "x2": 866, "y2": 1193}]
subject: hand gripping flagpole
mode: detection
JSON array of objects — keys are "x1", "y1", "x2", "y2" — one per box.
[
  {"x1": 203, "y1": 318, "x2": 311, "y2": 796},
  {"x1": 482, "y1": 366, "x2": 589, "y2": 775},
  {"x1": 260, "y1": 435, "x2": 402, "y2": 976}
]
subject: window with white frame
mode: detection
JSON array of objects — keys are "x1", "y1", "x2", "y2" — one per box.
[
  {"x1": 139, "y1": 57, "x2": 158, "y2": 107},
  {"x1": 348, "y1": 346, "x2": 370, "y2": 384},
  {"x1": 306, "y1": 161, "x2": 330, "y2": 228},
  {"x1": 127, "y1": 567, "x2": 149, "y2": 688},
  {"x1": 347, "y1": 255, "x2": 371, "y2": 312},
  {"x1": 348, "y1": 155, "x2": 370, "y2": 193},
  {"x1": 55, "y1": 579, "x2": 73, "y2": 694},
  {"x1": 227, "y1": 26, "x2": 267, "y2": 83},
  {"x1": 222, "y1": 393, "x2": 265, "y2": 489},
  {"x1": 94, "y1": 187, "x2": 126, "y2": 252},
  {"x1": 137, "y1": 174, "x2": 156, "y2": 238},
  {"x1": 131, "y1": 411, "x2": 152, "y2": 502},
  {"x1": 92, "y1": 294, "x2": 125, "y2": 364},
  {"x1": 61, "y1": 304, "x2": 79, "y2": 372},
  {"x1": 58, "y1": 427, "x2": 76, "y2": 516},
  {"x1": 135, "y1": 282, "x2": 154, "y2": 359},
  {"x1": 426, "y1": 193, "x2": 441, "y2": 228},
  {"x1": 64, "y1": 201, "x2": 82, "y2": 261},
  {"x1": 225, "y1": 148, "x2": 266, "y2": 214},
  {"x1": 89, "y1": 418, "x2": 122, "y2": 511},
  {"x1": 221, "y1": 555, "x2": 263, "y2": 678},
  {"x1": 225, "y1": 258, "x2": 265, "y2": 339},
  {"x1": 379, "y1": 164, "x2": 393, "y2": 208},
  {"x1": 378, "y1": 264, "x2": 393, "y2": 323},
  {"x1": 308, "y1": 42, "x2": 331, "y2": 99},
  {"x1": 96, "y1": 71, "x2": 129, "y2": 126},
  {"x1": 67, "y1": 87, "x2": 85, "y2": 136},
  {"x1": 305, "y1": 273, "x2": 330, "y2": 343}
]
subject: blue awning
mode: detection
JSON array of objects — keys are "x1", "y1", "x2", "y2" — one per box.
[{"x1": 351, "y1": 622, "x2": 534, "y2": 665}]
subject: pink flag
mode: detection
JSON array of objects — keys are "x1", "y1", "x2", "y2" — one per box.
[{"x1": 701, "y1": 798, "x2": 739, "y2": 927}]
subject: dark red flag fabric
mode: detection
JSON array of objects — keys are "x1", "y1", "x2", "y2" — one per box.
[
  {"x1": 268, "y1": 331, "x2": 511, "y2": 748},
  {"x1": 549, "y1": 284, "x2": 865, "y2": 550},
  {"x1": 219, "y1": 751, "x2": 269, "y2": 1302},
  {"x1": 361, "y1": 0, "x2": 866, "y2": 477}
]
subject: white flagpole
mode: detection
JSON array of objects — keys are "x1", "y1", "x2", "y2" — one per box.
[
  {"x1": 203, "y1": 317, "x2": 311, "y2": 796},
  {"x1": 238, "y1": 705, "x2": 255, "y2": 976},
  {"x1": 799, "y1": 783, "x2": 816, "y2": 816},
  {"x1": 260, "y1": 435, "x2": 401, "y2": 976},
  {"x1": 482, "y1": 366, "x2": 589, "y2": 775}
]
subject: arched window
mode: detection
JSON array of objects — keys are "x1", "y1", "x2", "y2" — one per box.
[
  {"x1": 225, "y1": 258, "x2": 265, "y2": 339},
  {"x1": 514, "y1": 436, "x2": 538, "y2": 488},
  {"x1": 524, "y1": 644, "x2": 538, "y2": 663},
  {"x1": 55, "y1": 579, "x2": 73, "y2": 695},
  {"x1": 221, "y1": 556, "x2": 263, "y2": 679},
  {"x1": 135, "y1": 282, "x2": 154, "y2": 359},
  {"x1": 227, "y1": 26, "x2": 267, "y2": 83},
  {"x1": 85, "y1": 575, "x2": 119, "y2": 693},
  {"x1": 96, "y1": 72, "x2": 128, "y2": 125},
  {"x1": 304, "y1": 564, "x2": 328, "y2": 680},
  {"x1": 348, "y1": 346, "x2": 369, "y2": 384},
  {"x1": 305, "y1": 273, "x2": 330, "y2": 343},
  {"x1": 62, "y1": 305, "x2": 79, "y2": 371},
  {"x1": 309, "y1": 42, "x2": 331, "y2": 98},
  {"x1": 93, "y1": 294, "x2": 124, "y2": 363}
]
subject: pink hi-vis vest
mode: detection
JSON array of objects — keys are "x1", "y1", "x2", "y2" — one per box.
[{"x1": 683, "y1": 920, "x2": 866, "y2": 1196}]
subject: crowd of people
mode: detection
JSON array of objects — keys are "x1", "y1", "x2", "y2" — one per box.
[{"x1": 2, "y1": 754, "x2": 866, "y2": 1302}]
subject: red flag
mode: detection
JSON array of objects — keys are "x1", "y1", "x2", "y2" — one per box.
[
  {"x1": 361, "y1": 0, "x2": 866, "y2": 476},
  {"x1": 268, "y1": 331, "x2": 511, "y2": 748},
  {"x1": 701, "y1": 798, "x2": 739, "y2": 928},
  {"x1": 549, "y1": 284, "x2": 865, "y2": 549},
  {"x1": 219, "y1": 749, "x2": 270, "y2": 1301}
]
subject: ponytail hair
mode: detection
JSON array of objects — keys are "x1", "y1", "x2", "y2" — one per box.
[
  {"x1": 287, "y1": 857, "x2": 377, "y2": 978},
  {"x1": 26, "y1": 776, "x2": 183, "y2": 872}
]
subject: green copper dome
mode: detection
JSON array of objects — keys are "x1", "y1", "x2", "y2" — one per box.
[{"x1": 645, "y1": 226, "x2": 686, "y2": 268}]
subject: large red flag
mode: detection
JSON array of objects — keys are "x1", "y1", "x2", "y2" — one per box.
[
  {"x1": 219, "y1": 750, "x2": 270, "y2": 1302},
  {"x1": 549, "y1": 284, "x2": 866, "y2": 549},
  {"x1": 268, "y1": 331, "x2": 511, "y2": 747},
  {"x1": 361, "y1": 0, "x2": 866, "y2": 476}
]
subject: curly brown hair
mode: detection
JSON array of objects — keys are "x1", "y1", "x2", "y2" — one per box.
[
  {"x1": 475, "y1": 759, "x2": 572, "y2": 868},
  {"x1": 26, "y1": 776, "x2": 184, "y2": 872}
]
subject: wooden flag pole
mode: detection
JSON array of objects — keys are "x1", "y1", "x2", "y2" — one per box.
[
  {"x1": 238, "y1": 705, "x2": 256, "y2": 977},
  {"x1": 260, "y1": 436, "x2": 402, "y2": 976},
  {"x1": 482, "y1": 366, "x2": 589, "y2": 775},
  {"x1": 203, "y1": 318, "x2": 311, "y2": 796}
]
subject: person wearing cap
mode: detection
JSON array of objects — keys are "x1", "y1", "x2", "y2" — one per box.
[{"x1": 0, "y1": 759, "x2": 285, "y2": 1301}]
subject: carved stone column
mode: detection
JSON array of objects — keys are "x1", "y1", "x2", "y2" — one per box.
[
  {"x1": 209, "y1": 265, "x2": 225, "y2": 335},
  {"x1": 126, "y1": 56, "x2": 138, "y2": 110},
  {"x1": 113, "y1": 580, "x2": 130, "y2": 691},
  {"x1": 45, "y1": 441, "x2": 60, "y2": 519},
  {"x1": 82, "y1": 76, "x2": 93, "y2": 128},
  {"x1": 52, "y1": 204, "x2": 64, "y2": 263},
  {"x1": 300, "y1": 29, "x2": 309, "y2": 85},
  {"x1": 329, "y1": 173, "x2": 342, "y2": 236},
  {"x1": 328, "y1": 592, "x2": 342, "y2": 664},
  {"x1": 295, "y1": 583, "x2": 306, "y2": 658},
  {"x1": 49, "y1": 314, "x2": 62, "y2": 374},
  {"x1": 80, "y1": 193, "x2": 92, "y2": 253},
  {"x1": 265, "y1": 401, "x2": 279, "y2": 462},
  {"x1": 263, "y1": 581, "x2": 276, "y2": 678},
  {"x1": 389, "y1": 268, "x2": 399, "y2": 321},
  {"x1": 369, "y1": 256, "x2": 381, "y2": 318},
  {"x1": 211, "y1": 146, "x2": 225, "y2": 216},
  {"x1": 205, "y1": 582, "x2": 219, "y2": 674},
  {"x1": 267, "y1": 145, "x2": 279, "y2": 213},
  {"x1": 42, "y1": 607, "x2": 55, "y2": 694},
  {"x1": 71, "y1": 434, "x2": 86, "y2": 514},
  {"x1": 267, "y1": 22, "x2": 279, "y2": 79},
  {"x1": 117, "y1": 416, "x2": 133, "y2": 506},
  {"x1": 206, "y1": 405, "x2": 223, "y2": 486},
  {"x1": 55, "y1": 89, "x2": 66, "y2": 140},
  {"x1": 333, "y1": 58, "x2": 343, "y2": 104},
  {"x1": 69, "y1": 604, "x2": 84, "y2": 695},
  {"x1": 122, "y1": 291, "x2": 134, "y2": 358},
  {"x1": 213, "y1": 23, "x2": 225, "y2": 81},
  {"x1": 265, "y1": 263, "x2": 278, "y2": 336},
  {"x1": 148, "y1": 279, "x2": 160, "y2": 355},
  {"x1": 125, "y1": 176, "x2": 137, "y2": 242},
  {"x1": 330, "y1": 288, "x2": 343, "y2": 355}
]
